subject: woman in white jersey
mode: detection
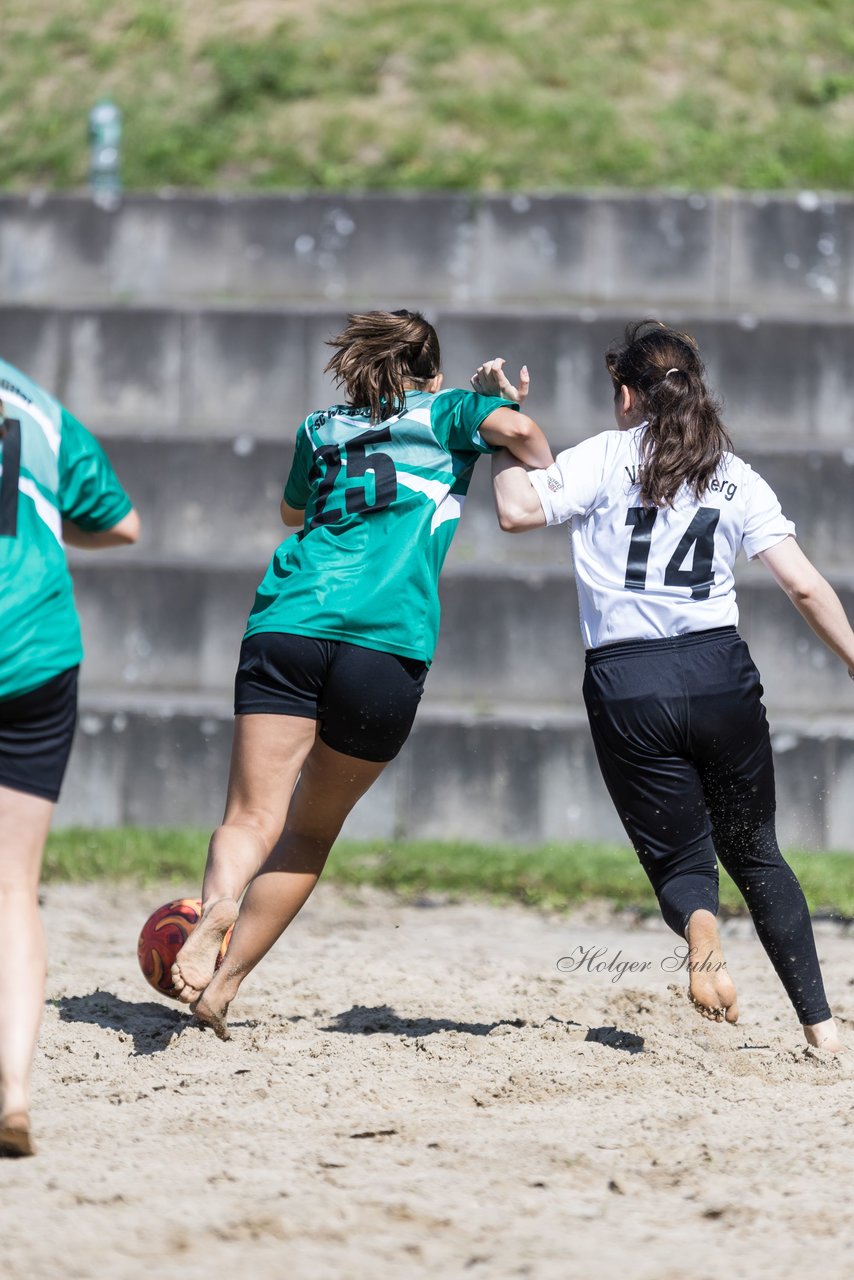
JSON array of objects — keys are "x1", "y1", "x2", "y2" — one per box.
[
  {"x1": 171, "y1": 310, "x2": 553, "y2": 1037},
  {"x1": 477, "y1": 320, "x2": 854, "y2": 1051}
]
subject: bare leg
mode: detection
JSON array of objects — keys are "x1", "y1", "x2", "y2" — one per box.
[
  {"x1": 685, "y1": 909, "x2": 739, "y2": 1024},
  {"x1": 0, "y1": 784, "x2": 54, "y2": 1157},
  {"x1": 194, "y1": 738, "x2": 387, "y2": 1039},
  {"x1": 171, "y1": 714, "x2": 317, "y2": 1003}
]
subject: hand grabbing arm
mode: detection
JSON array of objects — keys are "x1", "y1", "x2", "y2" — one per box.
[
  {"x1": 471, "y1": 358, "x2": 530, "y2": 406},
  {"x1": 471, "y1": 358, "x2": 553, "y2": 469}
]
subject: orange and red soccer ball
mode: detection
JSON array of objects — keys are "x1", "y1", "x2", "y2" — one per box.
[{"x1": 137, "y1": 898, "x2": 233, "y2": 1000}]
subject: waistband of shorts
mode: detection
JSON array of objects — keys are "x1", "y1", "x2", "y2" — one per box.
[{"x1": 585, "y1": 626, "x2": 740, "y2": 666}]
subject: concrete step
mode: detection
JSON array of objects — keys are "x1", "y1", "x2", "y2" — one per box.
[
  {"x1": 74, "y1": 437, "x2": 291, "y2": 567},
  {"x1": 3, "y1": 192, "x2": 854, "y2": 314},
  {"x1": 4, "y1": 304, "x2": 854, "y2": 445},
  {"x1": 80, "y1": 436, "x2": 854, "y2": 573},
  {"x1": 56, "y1": 693, "x2": 854, "y2": 852},
  {"x1": 71, "y1": 560, "x2": 854, "y2": 718}
]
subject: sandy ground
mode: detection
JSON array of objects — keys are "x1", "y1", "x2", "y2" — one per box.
[{"x1": 2, "y1": 884, "x2": 854, "y2": 1280}]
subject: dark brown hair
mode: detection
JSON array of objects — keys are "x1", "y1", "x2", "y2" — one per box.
[
  {"x1": 325, "y1": 309, "x2": 441, "y2": 423},
  {"x1": 606, "y1": 319, "x2": 732, "y2": 508}
]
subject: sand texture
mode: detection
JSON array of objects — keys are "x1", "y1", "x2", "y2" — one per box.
[{"x1": 3, "y1": 883, "x2": 853, "y2": 1280}]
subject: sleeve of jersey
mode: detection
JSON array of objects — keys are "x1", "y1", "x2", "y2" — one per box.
[
  {"x1": 527, "y1": 437, "x2": 609, "y2": 525},
  {"x1": 439, "y1": 388, "x2": 519, "y2": 455},
  {"x1": 283, "y1": 419, "x2": 314, "y2": 510},
  {"x1": 742, "y1": 469, "x2": 796, "y2": 560},
  {"x1": 57, "y1": 409, "x2": 133, "y2": 531}
]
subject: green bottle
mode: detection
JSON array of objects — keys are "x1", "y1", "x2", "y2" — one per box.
[{"x1": 88, "y1": 98, "x2": 122, "y2": 208}]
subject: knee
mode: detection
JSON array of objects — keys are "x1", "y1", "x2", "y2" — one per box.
[{"x1": 715, "y1": 814, "x2": 781, "y2": 865}]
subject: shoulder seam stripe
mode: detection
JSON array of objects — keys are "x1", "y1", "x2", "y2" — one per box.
[
  {"x1": 18, "y1": 477, "x2": 62, "y2": 543},
  {"x1": 1, "y1": 389, "x2": 61, "y2": 457}
]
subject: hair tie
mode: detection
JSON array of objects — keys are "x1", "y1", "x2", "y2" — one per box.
[{"x1": 664, "y1": 367, "x2": 680, "y2": 377}]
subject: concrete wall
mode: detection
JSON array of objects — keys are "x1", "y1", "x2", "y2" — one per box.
[
  {"x1": 82, "y1": 437, "x2": 854, "y2": 574},
  {"x1": 68, "y1": 558, "x2": 854, "y2": 720},
  {"x1": 4, "y1": 304, "x2": 854, "y2": 445},
  {"x1": 3, "y1": 192, "x2": 854, "y2": 311},
  {"x1": 55, "y1": 702, "x2": 854, "y2": 854},
  {"x1": 4, "y1": 190, "x2": 852, "y2": 848}
]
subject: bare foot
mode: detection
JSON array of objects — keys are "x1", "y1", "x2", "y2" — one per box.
[
  {"x1": 804, "y1": 1017, "x2": 843, "y2": 1053},
  {"x1": 192, "y1": 989, "x2": 232, "y2": 1041},
  {"x1": 0, "y1": 1112, "x2": 35, "y2": 1158},
  {"x1": 171, "y1": 897, "x2": 238, "y2": 1004},
  {"x1": 685, "y1": 910, "x2": 739, "y2": 1024}
]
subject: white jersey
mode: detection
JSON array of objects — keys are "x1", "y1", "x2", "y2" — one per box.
[{"x1": 528, "y1": 425, "x2": 795, "y2": 649}]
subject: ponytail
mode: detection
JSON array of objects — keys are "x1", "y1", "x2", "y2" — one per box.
[
  {"x1": 325, "y1": 310, "x2": 441, "y2": 423},
  {"x1": 606, "y1": 319, "x2": 732, "y2": 508}
]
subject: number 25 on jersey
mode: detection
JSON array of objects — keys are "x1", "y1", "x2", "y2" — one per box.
[{"x1": 308, "y1": 425, "x2": 398, "y2": 531}]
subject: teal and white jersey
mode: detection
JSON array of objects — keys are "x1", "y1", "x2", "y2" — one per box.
[
  {"x1": 0, "y1": 358, "x2": 132, "y2": 700},
  {"x1": 246, "y1": 388, "x2": 516, "y2": 663}
]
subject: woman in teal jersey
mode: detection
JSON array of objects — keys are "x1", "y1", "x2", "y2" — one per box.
[
  {"x1": 0, "y1": 359, "x2": 139, "y2": 1156},
  {"x1": 172, "y1": 309, "x2": 553, "y2": 1036}
]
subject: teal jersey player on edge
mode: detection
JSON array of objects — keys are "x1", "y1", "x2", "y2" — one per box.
[
  {"x1": 0, "y1": 356, "x2": 138, "y2": 1159},
  {"x1": 0, "y1": 358, "x2": 133, "y2": 701}
]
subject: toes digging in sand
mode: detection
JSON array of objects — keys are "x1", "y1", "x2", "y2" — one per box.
[
  {"x1": 192, "y1": 990, "x2": 232, "y2": 1041},
  {"x1": 171, "y1": 897, "x2": 239, "y2": 1004},
  {"x1": 685, "y1": 910, "x2": 739, "y2": 1025},
  {"x1": 0, "y1": 1113, "x2": 35, "y2": 1158}
]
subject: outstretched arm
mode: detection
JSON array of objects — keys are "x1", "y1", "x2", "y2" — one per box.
[
  {"x1": 479, "y1": 408, "x2": 553, "y2": 469},
  {"x1": 759, "y1": 537, "x2": 854, "y2": 676}
]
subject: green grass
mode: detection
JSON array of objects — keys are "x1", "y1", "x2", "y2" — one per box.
[
  {"x1": 43, "y1": 829, "x2": 854, "y2": 920},
  {"x1": 2, "y1": 0, "x2": 854, "y2": 191}
]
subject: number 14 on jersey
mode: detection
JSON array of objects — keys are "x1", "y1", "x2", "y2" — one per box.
[{"x1": 624, "y1": 506, "x2": 720, "y2": 600}]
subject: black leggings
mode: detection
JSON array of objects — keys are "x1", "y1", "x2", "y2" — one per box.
[{"x1": 583, "y1": 627, "x2": 831, "y2": 1026}]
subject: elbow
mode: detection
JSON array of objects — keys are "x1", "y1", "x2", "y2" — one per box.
[
  {"x1": 496, "y1": 503, "x2": 528, "y2": 533},
  {"x1": 787, "y1": 583, "x2": 815, "y2": 606},
  {"x1": 486, "y1": 413, "x2": 535, "y2": 450},
  {"x1": 280, "y1": 501, "x2": 304, "y2": 528},
  {"x1": 785, "y1": 571, "x2": 824, "y2": 606},
  {"x1": 507, "y1": 412, "x2": 535, "y2": 444},
  {"x1": 117, "y1": 509, "x2": 141, "y2": 545}
]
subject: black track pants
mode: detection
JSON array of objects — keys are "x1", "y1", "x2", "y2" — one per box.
[{"x1": 583, "y1": 626, "x2": 831, "y2": 1026}]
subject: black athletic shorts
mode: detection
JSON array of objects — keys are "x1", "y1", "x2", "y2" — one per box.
[
  {"x1": 0, "y1": 666, "x2": 79, "y2": 803},
  {"x1": 234, "y1": 633, "x2": 428, "y2": 762}
]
